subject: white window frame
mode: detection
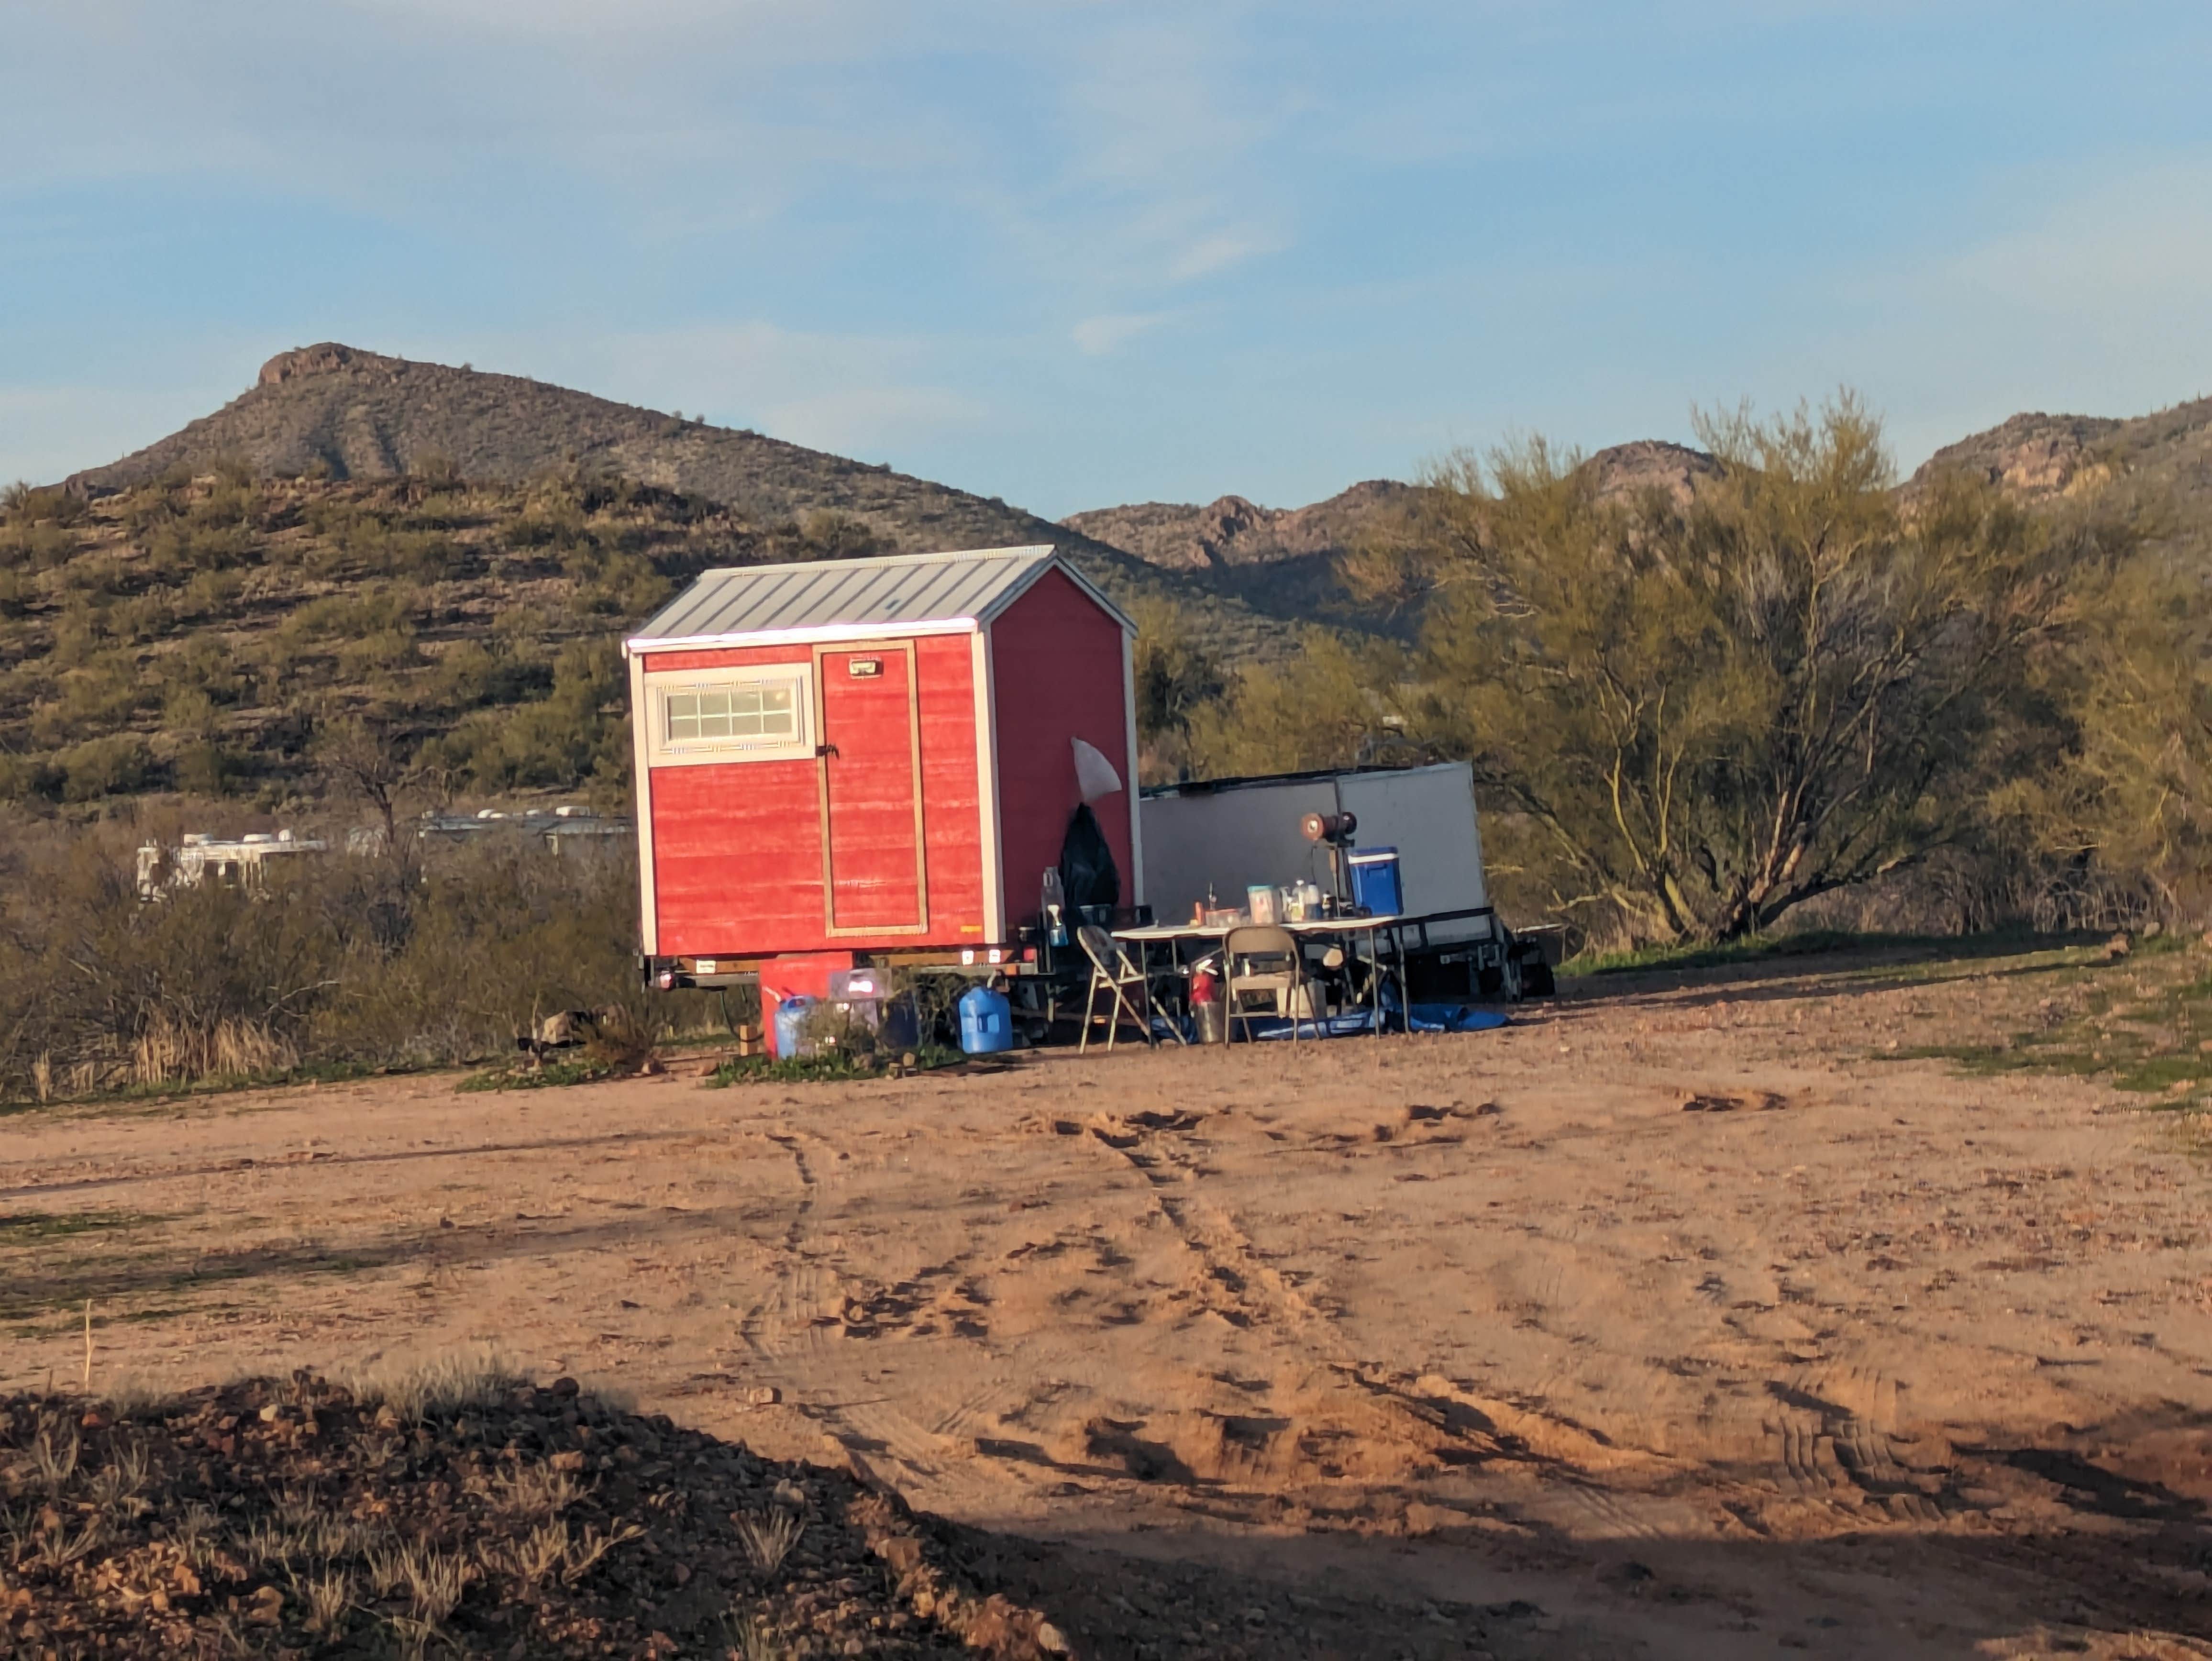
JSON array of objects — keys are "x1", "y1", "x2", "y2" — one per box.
[{"x1": 643, "y1": 665, "x2": 814, "y2": 766}]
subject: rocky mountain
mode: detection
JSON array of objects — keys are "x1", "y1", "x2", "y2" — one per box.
[
  {"x1": 1063, "y1": 481, "x2": 1423, "y2": 636},
  {"x1": 66, "y1": 343, "x2": 1294, "y2": 663},
  {"x1": 1062, "y1": 444, "x2": 1727, "y2": 636},
  {"x1": 1909, "y1": 395, "x2": 2212, "y2": 564},
  {"x1": 1062, "y1": 480, "x2": 1419, "y2": 573}
]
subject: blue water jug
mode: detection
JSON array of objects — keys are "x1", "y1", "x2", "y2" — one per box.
[
  {"x1": 957, "y1": 984, "x2": 1013, "y2": 1054},
  {"x1": 772, "y1": 995, "x2": 818, "y2": 1059}
]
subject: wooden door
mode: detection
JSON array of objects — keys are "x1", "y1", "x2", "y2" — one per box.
[{"x1": 816, "y1": 643, "x2": 929, "y2": 934}]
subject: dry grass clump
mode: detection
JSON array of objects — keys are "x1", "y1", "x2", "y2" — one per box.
[
  {"x1": 736, "y1": 1508, "x2": 805, "y2": 1574},
  {"x1": 132, "y1": 1009, "x2": 297, "y2": 1086},
  {"x1": 338, "y1": 1344, "x2": 514, "y2": 1424},
  {"x1": 0, "y1": 1366, "x2": 1067, "y2": 1659}
]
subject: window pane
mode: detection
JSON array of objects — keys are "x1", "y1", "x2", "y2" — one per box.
[{"x1": 663, "y1": 677, "x2": 804, "y2": 750}]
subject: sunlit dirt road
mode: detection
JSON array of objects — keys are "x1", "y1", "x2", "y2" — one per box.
[{"x1": 7, "y1": 941, "x2": 2212, "y2": 1658}]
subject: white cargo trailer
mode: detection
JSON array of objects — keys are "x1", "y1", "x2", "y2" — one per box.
[{"x1": 1139, "y1": 761, "x2": 1539, "y2": 998}]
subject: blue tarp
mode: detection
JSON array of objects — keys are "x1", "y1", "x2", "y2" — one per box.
[
  {"x1": 1236, "y1": 1003, "x2": 1510, "y2": 1041},
  {"x1": 1140, "y1": 1003, "x2": 1511, "y2": 1044},
  {"x1": 1407, "y1": 1003, "x2": 1511, "y2": 1034}
]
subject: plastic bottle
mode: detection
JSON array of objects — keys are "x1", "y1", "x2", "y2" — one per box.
[{"x1": 772, "y1": 995, "x2": 818, "y2": 1059}]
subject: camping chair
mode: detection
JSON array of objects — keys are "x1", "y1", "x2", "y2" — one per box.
[
  {"x1": 1223, "y1": 925, "x2": 1315, "y2": 1044},
  {"x1": 1077, "y1": 925, "x2": 1182, "y2": 1053}
]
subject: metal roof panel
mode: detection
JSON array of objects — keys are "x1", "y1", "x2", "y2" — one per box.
[{"x1": 626, "y1": 545, "x2": 1126, "y2": 650}]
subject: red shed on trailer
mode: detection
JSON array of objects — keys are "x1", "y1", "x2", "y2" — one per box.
[{"x1": 624, "y1": 545, "x2": 1140, "y2": 1018}]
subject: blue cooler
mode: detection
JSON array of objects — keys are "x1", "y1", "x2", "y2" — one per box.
[
  {"x1": 958, "y1": 984, "x2": 1014, "y2": 1054},
  {"x1": 1348, "y1": 846, "x2": 1403, "y2": 916}
]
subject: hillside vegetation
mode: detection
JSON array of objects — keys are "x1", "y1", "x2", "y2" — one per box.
[
  {"x1": 67, "y1": 343, "x2": 1294, "y2": 664},
  {"x1": 0, "y1": 465, "x2": 785, "y2": 807}
]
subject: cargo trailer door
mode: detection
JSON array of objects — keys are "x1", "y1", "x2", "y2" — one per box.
[{"x1": 817, "y1": 643, "x2": 929, "y2": 934}]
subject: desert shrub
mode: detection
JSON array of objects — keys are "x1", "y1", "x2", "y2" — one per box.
[
  {"x1": 144, "y1": 517, "x2": 255, "y2": 574},
  {"x1": 59, "y1": 551, "x2": 133, "y2": 596},
  {"x1": 0, "y1": 519, "x2": 83, "y2": 571},
  {"x1": 795, "y1": 509, "x2": 884, "y2": 561},
  {"x1": 425, "y1": 642, "x2": 626, "y2": 793},
  {"x1": 0, "y1": 754, "x2": 65, "y2": 804},
  {"x1": 1, "y1": 481, "x2": 87, "y2": 527},
  {"x1": 1129, "y1": 596, "x2": 1226, "y2": 784},
  {"x1": 0, "y1": 817, "x2": 686, "y2": 1102},
  {"x1": 155, "y1": 637, "x2": 249, "y2": 707},
  {"x1": 108, "y1": 591, "x2": 175, "y2": 643},
  {"x1": 430, "y1": 639, "x2": 547, "y2": 709},
  {"x1": 172, "y1": 741, "x2": 242, "y2": 798},
  {"x1": 56, "y1": 734, "x2": 157, "y2": 801},
  {"x1": 33, "y1": 656, "x2": 145, "y2": 748},
  {"x1": 175, "y1": 566, "x2": 244, "y2": 620},
  {"x1": 339, "y1": 626, "x2": 424, "y2": 678},
  {"x1": 49, "y1": 597, "x2": 107, "y2": 667}
]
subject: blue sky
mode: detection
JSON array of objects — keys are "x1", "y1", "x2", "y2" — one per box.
[{"x1": 4, "y1": 1, "x2": 2209, "y2": 517}]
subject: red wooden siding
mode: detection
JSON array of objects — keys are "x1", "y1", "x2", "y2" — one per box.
[
  {"x1": 644, "y1": 644, "x2": 819, "y2": 956},
  {"x1": 987, "y1": 568, "x2": 1135, "y2": 927},
  {"x1": 642, "y1": 637, "x2": 983, "y2": 955}
]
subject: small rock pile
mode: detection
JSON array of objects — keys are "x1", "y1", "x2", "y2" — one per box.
[{"x1": 0, "y1": 1371, "x2": 1067, "y2": 1659}]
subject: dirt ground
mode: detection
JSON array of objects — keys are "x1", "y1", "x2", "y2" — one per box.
[{"x1": 7, "y1": 940, "x2": 2212, "y2": 1660}]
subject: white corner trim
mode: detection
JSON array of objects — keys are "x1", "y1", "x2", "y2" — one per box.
[
  {"x1": 1122, "y1": 626, "x2": 1144, "y2": 908},
  {"x1": 628, "y1": 651, "x2": 659, "y2": 955},
  {"x1": 973, "y1": 629, "x2": 1004, "y2": 942}
]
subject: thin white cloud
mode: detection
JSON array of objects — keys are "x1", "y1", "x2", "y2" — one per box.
[
  {"x1": 1759, "y1": 154, "x2": 2212, "y2": 469},
  {"x1": 1168, "y1": 229, "x2": 1283, "y2": 282},
  {"x1": 1070, "y1": 312, "x2": 1168, "y2": 356},
  {"x1": 1939, "y1": 159, "x2": 2212, "y2": 311}
]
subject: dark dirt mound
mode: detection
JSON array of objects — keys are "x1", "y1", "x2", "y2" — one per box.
[{"x1": 0, "y1": 1371, "x2": 1065, "y2": 1660}]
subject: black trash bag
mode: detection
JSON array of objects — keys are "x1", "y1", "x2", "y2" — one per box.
[{"x1": 1057, "y1": 803, "x2": 1120, "y2": 916}]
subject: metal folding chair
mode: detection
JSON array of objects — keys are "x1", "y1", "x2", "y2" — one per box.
[
  {"x1": 1223, "y1": 924, "x2": 1313, "y2": 1044},
  {"x1": 1077, "y1": 924, "x2": 1182, "y2": 1052}
]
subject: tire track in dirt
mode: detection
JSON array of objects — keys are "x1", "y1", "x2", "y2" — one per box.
[
  {"x1": 1052, "y1": 1108, "x2": 1629, "y2": 1511},
  {"x1": 735, "y1": 1126, "x2": 1046, "y2": 1513},
  {"x1": 1069, "y1": 1105, "x2": 1969, "y2": 1550}
]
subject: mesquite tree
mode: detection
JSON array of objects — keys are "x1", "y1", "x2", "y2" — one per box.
[{"x1": 1408, "y1": 399, "x2": 2087, "y2": 943}]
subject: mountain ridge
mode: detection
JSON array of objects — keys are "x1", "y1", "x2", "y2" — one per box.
[{"x1": 65, "y1": 343, "x2": 1296, "y2": 662}]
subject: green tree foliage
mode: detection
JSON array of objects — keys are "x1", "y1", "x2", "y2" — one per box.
[
  {"x1": 1401, "y1": 400, "x2": 2100, "y2": 942},
  {"x1": 1128, "y1": 597, "x2": 1225, "y2": 782},
  {"x1": 2016, "y1": 555, "x2": 2212, "y2": 920},
  {"x1": 1185, "y1": 631, "x2": 1421, "y2": 782}
]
